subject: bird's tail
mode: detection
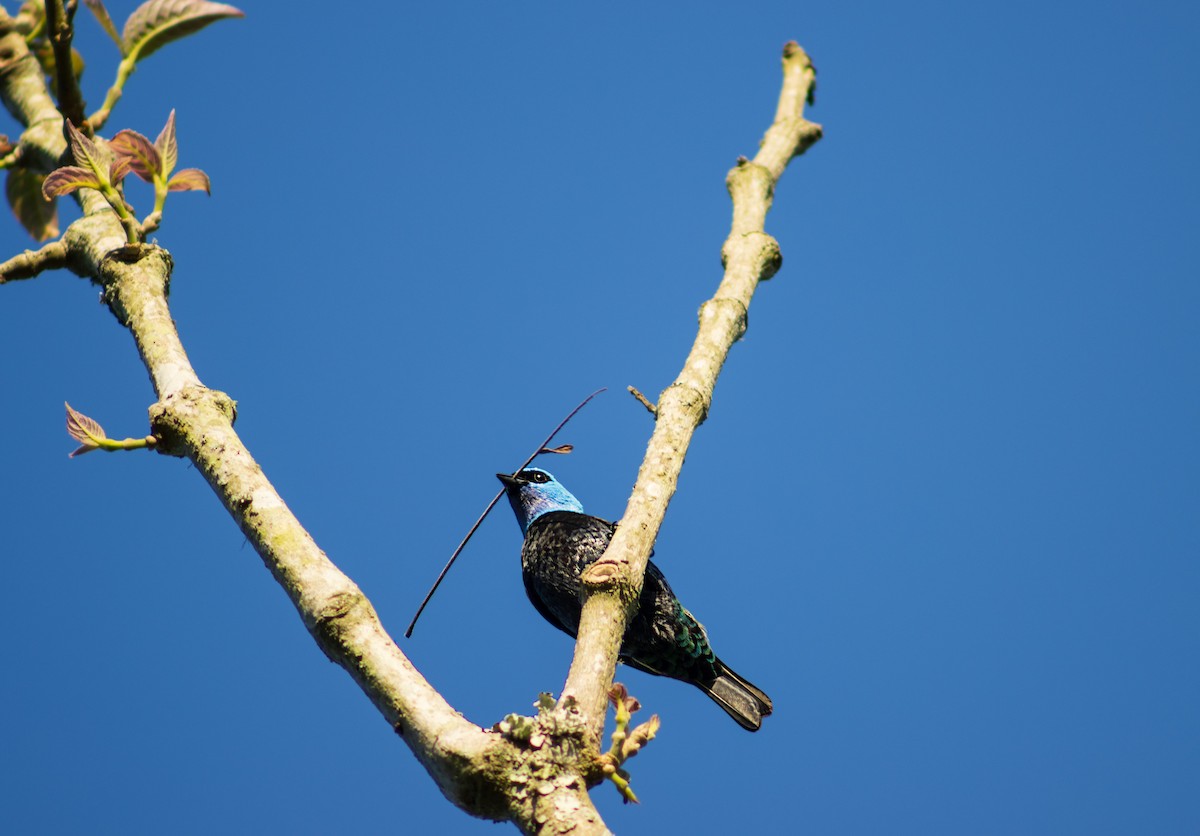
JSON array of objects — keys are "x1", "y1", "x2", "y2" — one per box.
[{"x1": 701, "y1": 659, "x2": 773, "y2": 732}]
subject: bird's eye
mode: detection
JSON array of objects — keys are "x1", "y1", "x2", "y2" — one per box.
[{"x1": 523, "y1": 470, "x2": 550, "y2": 483}]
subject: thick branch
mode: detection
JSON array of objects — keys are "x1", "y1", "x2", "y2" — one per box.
[
  {"x1": 0, "y1": 17, "x2": 528, "y2": 826},
  {"x1": 0, "y1": 18, "x2": 67, "y2": 172},
  {"x1": 93, "y1": 242, "x2": 520, "y2": 817},
  {"x1": 561, "y1": 42, "x2": 822, "y2": 732}
]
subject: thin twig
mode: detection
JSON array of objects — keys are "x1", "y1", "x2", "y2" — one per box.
[
  {"x1": 0, "y1": 239, "x2": 68, "y2": 282},
  {"x1": 44, "y1": 0, "x2": 86, "y2": 129},
  {"x1": 87, "y1": 53, "x2": 136, "y2": 131},
  {"x1": 140, "y1": 210, "x2": 162, "y2": 235},
  {"x1": 404, "y1": 387, "x2": 606, "y2": 637},
  {"x1": 627, "y1": 385, "x2": 657, "y2": 417}
]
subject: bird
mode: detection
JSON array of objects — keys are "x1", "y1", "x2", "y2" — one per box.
[{"x1": 497, "y1": 467, "x2": 773, "y2": 731}]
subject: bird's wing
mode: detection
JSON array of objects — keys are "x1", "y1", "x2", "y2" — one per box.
[
  {"x1": 522, "y1": 570, "x2": 570, "y2": 634},
  {"x1": 521, "y1": 511, "x2": 618, "y2": 637}
]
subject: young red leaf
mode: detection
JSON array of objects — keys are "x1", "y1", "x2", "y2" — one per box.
[
  {"x1": 155, "y1": 110, "x2": 178, "y2": 177},
  {"x1": 41, "y1": 166, "x2": 101, "y2": 198},
  {"x1": 122, "y1": 0, "x2": 245, "y2": 63},
  {"x1": 110, "y1": 155, "x2": 134, "y2": 185},
  {"x1": 166, "y1": 167, "x2": 210, "y2": 194},
  {"x1": 65, "y1": 120, "x2": 111, "y2": 176},
  {"x1": 84, "y1": 0, "x2": 126, "y2": 53},
  {"x1": 110, "y1": 128, "x2": 161, "y2": 181},
  {"x1": 6, "y1": 168, "x2": 59, "y2": 242},
  {"x1": 65, "y1": 402, "x2": 108, "y2": 457}
]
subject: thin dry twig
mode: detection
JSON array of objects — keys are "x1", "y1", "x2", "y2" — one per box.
[{"x1": 627, "y1": 385, "x2": 658, "y2": 416}]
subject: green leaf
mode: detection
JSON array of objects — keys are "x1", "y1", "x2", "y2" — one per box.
[
  {"x1": 166, "y1": 167, "x2": 210, "y2": 193},
  {"x1": 42, "y1": 165, "x2": 102, "y2": 198},
  {"x1": 83, "y1": 0, "x2": 126, "y2": 53},
  {"x1": 6, "y1": 168, "x2": 59, "y2": 241},
  {"x1": 122, "y1": 0, "x2": 245, "y2": 63},
  {"x1": 110, "y1": 128, "x2": 161, "y2": 181}
]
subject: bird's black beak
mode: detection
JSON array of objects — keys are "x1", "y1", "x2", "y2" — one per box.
[{"x1": 496, "y1": 472, "x2": 520, "y2": 488}]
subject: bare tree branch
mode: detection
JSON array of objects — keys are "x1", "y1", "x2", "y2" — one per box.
[
  {"x1": 0, "y1": 10, "x2": 822, "y2": 830},
  {"x1": 560, "y1": 41, "x2": 822, "y2": 735},
  {"x1": 43, "y1": 0, "x2": 86, "y2": 129},
  {"x1": 0, "y1": 17, "x2": 68, "y2": 173},
  {"x1": 0, "y1": 12, "x2": 518, "y2": 824},
  {"x1": 0, "y1": 239, "x2": 68, "y2": 282},
  {"x1": 0, "y1": 11, "x2": 619, "y2": 831}
]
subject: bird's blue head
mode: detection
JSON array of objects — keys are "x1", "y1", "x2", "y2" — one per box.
[{"x1": 496, "y1": 468, "x2": 584, "y2": 534}]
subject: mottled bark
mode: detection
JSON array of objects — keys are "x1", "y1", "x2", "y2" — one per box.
[
  {"x1": 0, "y1": 7, "x2": 819, "y2": 830},
  {"x1": 561, "y1": 43, "x2": 822, "y2": 736}
]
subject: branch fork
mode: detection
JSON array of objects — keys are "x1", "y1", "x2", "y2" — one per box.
[{"x1": 1, "y1": 21, "x2": 821, "y2": 832}]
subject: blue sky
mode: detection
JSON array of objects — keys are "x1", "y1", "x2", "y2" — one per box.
[{"x1": 2, "y1": 1, "x2": 1197, "y2": 833}]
